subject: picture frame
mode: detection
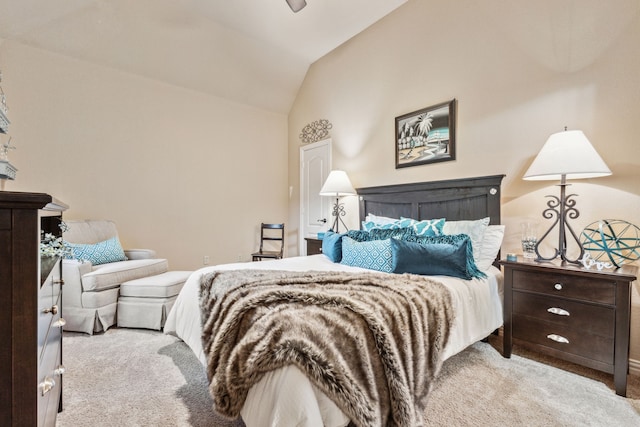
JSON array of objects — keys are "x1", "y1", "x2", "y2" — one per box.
[{"x1": 395, "y1": 99, "x2": 456, "y2": 168}]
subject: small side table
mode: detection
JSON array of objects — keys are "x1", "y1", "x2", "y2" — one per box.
[
  {"x1": 304, "y1": 237, "x2": 323, "y2": 255},
  {"x1": 500, "y1": 257, "x2": 637, "y2": 396}
]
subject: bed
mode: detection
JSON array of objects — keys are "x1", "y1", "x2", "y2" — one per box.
[{"x1": 164, "y1": 174, "x2": 505, "y2": 427}]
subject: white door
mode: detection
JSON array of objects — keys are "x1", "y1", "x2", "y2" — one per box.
[{"x1": 300, "y1": 139, "x2": 331, "y2": 255}]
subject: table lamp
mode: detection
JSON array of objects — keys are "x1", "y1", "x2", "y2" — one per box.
[
  {"x1": 523, "y1": 128, "x2": 611, "y2": 264},
  {"x1": 319, "y1": 170, "x2": 356, "y2": 233}
]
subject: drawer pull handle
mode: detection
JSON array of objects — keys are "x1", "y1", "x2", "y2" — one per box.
[
  {"x1": 42, "y1": 304, "x2": 58, "y2": 315},
  {"x1": 547, "y1": 307, "x2": 570, "y2": 316},
  {"x1": 554, "y1": 283, "x2": 563, "y2": 291},
  {"x1": 53, "y1": 279, "x2": 64, "y2": 285},
  {"x1": 53, "y1": 318, "x2": 66, "y2": 328},
  {"x1": 547, "y1": 334, "x2": 569, "y2": 344},
  {"x1": 39, "y1": 377, "x2": 55, "y2": 396},
  {"x1": 54, "y1": 365, "x2": 65, "y2": 376}
]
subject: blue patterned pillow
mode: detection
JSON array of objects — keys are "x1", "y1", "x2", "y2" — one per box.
[
  {"x1": 65, "y1": 236, "x2": 127, "y2": 265},
  {"x1": 398, "y1": 217, "x2": 445, "y2": 236},
  {"x1": 361, "y1": 220, "x2": 401, "y2": 231},
  {"x1": 363, "y1": 217, "x2": 445, "y2": 236},
  {"x1": 340, "y1": 237, "x2": 393, "y2": 273}
]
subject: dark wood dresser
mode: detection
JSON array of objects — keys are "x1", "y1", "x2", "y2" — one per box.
[
  {"x1": 501, "y1": 257, "x2": 638, "y2": 396},
  {"x1": 0, "y1": 191, "x2": 68, "y2": 426},
  {"x1": 305, "y1": 237, "x2": 323, "y2": 255}
]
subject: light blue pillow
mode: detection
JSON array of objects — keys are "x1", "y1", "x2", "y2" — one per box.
[
  {"x1": 340, "y1": 236, "x2": 393, "y2": 273},
  {"x1": 321, "y1": 230, "x2": 344, "y2": 262},
  {"x1": 65, "y1": 236, "x2": 128, "y2": 265}
]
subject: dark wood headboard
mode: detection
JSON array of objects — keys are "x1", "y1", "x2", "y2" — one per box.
[{"x1": 357, "y1": 174, "x2": 504, "y2": 226}]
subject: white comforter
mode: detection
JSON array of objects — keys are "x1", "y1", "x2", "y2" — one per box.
[{"x1": 164, "y1": 254, "x2": 503, "y2": 427}]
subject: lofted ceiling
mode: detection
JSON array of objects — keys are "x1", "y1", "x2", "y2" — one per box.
[{"x1": 0, "y1": 0, "x2": 408, "y2": 114}]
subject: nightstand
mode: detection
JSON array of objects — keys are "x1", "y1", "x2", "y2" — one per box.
[
  {"x1": 304, "y1": 237, "x2": 323, "y2": 255},
  {"x1": 500, "y1": 258, "x2": 637, "y2": 396}
]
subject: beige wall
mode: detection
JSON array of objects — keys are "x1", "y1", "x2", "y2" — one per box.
[
  {"x1": 2, "y1": 0, "x2": 640, "y2": 362},
  {"x1": 288, "y1": 2, "x2": 640, "y2": 359},
  {"x1": 0, "y1": 40, "x2": 289, "y2": 270}
]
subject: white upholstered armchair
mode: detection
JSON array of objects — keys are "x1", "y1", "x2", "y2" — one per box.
[{"x1": 62, "y1": 220, "x2": 168, "y2": 334}]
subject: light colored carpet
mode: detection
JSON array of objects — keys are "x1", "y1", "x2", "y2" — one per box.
[{"x1": 56, "y1": 328, "x2": 640, "y2": 427}]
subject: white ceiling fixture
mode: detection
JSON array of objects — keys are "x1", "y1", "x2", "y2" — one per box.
[
  {"x1": 0, "y1": 0, "x2": 408, "y2": 114},
  {"x1": 286, "y1": 0, "x2": 307, "y2": 13}
]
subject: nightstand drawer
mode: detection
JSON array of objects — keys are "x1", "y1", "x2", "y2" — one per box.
[
  {"x1": 513, "y1": 291, "x2": 614, "y2": 338},
  {"x1": 513, "y1": 270, "x2": 615, "y2": 305},
  {"x1": 513, "y1": 315, "x2": 614, "y2": 364},
  {"x1": 305, "y1": 237, "x2": 323, "y2": 256}
]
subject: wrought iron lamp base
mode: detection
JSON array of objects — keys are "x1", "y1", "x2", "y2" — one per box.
[
  {"x1": 329, "y1": 197, "x2": 349, "y2": 233},
  {"x1": 534, "y1": 179, "x2": 584, "y2": 265}
]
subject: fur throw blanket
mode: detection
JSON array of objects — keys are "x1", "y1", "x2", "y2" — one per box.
[{"x1": 200, "y1": 269, "x2": 454, "y2": 427}]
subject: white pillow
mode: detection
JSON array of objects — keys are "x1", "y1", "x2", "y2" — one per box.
[
  {"x1": 475, "y1": 225, "x2": 505, "y2": 271},
  {"x1": 442, "y1": 217, "x2": 490, "y2": 266}
]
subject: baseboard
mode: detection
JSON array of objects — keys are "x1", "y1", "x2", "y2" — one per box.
[{"x1": 629, "y1": 358, "x2": 640, "y2": 376}]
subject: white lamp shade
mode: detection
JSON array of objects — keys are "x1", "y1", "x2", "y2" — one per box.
[
  {"x1": 319, "y1": 170, "x2": 356, "y2": 196},
  {"x1": 523, "y1": 130, "x2": 612, "y2": 181}
]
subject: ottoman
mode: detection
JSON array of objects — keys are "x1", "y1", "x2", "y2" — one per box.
[{"x1": 117, "y1": 270, "x2": 192, "y2": 330}]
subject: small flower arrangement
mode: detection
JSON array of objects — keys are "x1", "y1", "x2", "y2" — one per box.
[{"x1": 40, "y1": 221, "x2": 72, "y2": 258}]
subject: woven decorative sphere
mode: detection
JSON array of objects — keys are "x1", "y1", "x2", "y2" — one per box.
[{"x1": 581, "y1": 219, "x2": 640, "y2": 268}]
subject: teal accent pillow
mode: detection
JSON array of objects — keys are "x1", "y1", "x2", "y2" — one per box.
[
  {"x1": 391, "y1": 238, "x2": 468, "y2": 279},
  {"x1": 321, "y1": 230, "x2": 344, "y2": 262},
  {"x1": 346, "y1": 229, "x2": 371, "y2": 242},
  {"x1": 363, "y1": 217, "x2": 445, "y2": 236},
  {"x1": 347, "y1": 227, "x2": 416, "y2": 243},
  {"x1": 401, "y1": 234, "x2": 486, "y2": 279},
  {"x1": 398, "y1": 217, "x2": 445, "y2": 236},
  {"x1": 361, "y1": 221, "x2": 378, "y2": 231},
  {"x1": 65, "y1": 236, "x2": 128, "y2": 265},
  {"x1": 361, "y1": 214, "x2": 401, "y2": 231},
  {"x1": 340, "y1": 237, "x2": 393, "y2": 273}
]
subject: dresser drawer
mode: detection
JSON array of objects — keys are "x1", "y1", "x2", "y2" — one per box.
[
  {"x1": 513, "y1": 270, "x2": 615, "y2": 305},
  {"x1": 38, "y1": 338, "x2": 62, "y2": 427},
  {"x1": 38, "y1": 259, "x2": 62, "y2": 358},
  {"x1": 513, "y1": 291, "x2": 615, "y2": 338},
  {"x1": 513, "y1": 314, "x2": 614, "y2": 364},
  {"x1": 38, "y1": 289, "x2": 63, "y2": 427}
]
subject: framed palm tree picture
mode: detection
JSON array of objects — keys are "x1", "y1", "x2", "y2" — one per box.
[{"x1": 395, "y1": 99, "x2": 457, "y2": 168}]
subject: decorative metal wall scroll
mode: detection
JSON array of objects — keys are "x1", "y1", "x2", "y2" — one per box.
[{"x1": 299, "y1": 119, "x2": 332, "y2": 144}]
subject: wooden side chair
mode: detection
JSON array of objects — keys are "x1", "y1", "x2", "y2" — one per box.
[{"x1": 251, "y1": 223, "x2": 285, "y2": 261}]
